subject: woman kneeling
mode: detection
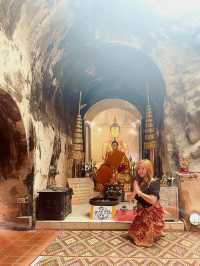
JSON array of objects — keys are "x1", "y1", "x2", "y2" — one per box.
[{"x1": 128, "y1": 159, "x2": 165, "y2": 247}]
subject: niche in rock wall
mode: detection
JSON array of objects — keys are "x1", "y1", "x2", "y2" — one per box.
[
  {"x1": 0, "y1": 90, "x2": 34, "y2": 224},
  {"x1": 84, "y1": 99, "x2": 142, "y2": 167}
]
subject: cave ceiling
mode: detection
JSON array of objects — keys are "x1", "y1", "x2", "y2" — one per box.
[{"x1": 0, "y1": 0, "x2": 200, "y2": 121}]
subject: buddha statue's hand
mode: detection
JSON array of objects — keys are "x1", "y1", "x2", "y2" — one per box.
[{"x1": 123, "y1": 170, "x2": 129, "y2": 174}]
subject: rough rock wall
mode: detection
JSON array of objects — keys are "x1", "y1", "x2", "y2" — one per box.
[
  {"x1": 0, "y1": 0, "x2": 74, "y2": 222},
  {"x1": 0, "y1": 27, "x2": 33, "y2": 222},
  {"x1": 149, "y1": 18, "x2": 200, "y2": 173},
  {"x1": 154, "y1": 49, "x2": 200, "y2": 172}
]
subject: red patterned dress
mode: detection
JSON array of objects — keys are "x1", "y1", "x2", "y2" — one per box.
[{"x1": 128, "y1": 179, "x2": 165, "y2": 247}]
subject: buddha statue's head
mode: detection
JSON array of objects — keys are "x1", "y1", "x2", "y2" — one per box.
[{"x1": 111, "y1": 140, "x2": 119, "y2": 151}]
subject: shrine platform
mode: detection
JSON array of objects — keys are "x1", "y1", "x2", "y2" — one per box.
[{"x1": 35, "y1": 203, "x2": 184, "y2": 231}]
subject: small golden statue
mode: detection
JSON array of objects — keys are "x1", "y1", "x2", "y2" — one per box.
[{"x1": 179, "y1": 154, "x2": 190, "y2": 173}]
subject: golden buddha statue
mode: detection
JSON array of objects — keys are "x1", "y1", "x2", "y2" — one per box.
[{"x1": 95, "y1": 140, "x2": 132, "y2": 191}]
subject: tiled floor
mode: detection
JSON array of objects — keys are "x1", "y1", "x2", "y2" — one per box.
[
  {"x1": 32, "y1": 230, "x2": 200, "y2": 266},
  {"x1": 1, "y1": 229, "x2": 200, "y2": 266}
]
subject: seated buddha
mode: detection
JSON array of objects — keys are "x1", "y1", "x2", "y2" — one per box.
[{"x1": 95, "y1": 140, "x2": 131, "y2": 191}]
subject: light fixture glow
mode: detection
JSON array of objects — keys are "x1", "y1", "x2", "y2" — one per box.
[
  {"x1": 110, "y1": 117, "x2": 120, "y2": 140},
  {"x1": 189, "y1": 212, "x2": 200, "y2": 226}
]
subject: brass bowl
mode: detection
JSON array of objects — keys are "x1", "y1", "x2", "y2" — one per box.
[{"x1": 89, "y1": 197, "x2": 119, "y2": 206}]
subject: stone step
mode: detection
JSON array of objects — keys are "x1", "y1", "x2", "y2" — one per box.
[
  {"x1": 36, "y1": 220, "x2": 184, "y2": 231},
  {"x1": 16, "y1": 216, "x2": 32, "y2": 227},
  {"x1": 69, "y1": 178, "x2": 94, "y2": 205}
]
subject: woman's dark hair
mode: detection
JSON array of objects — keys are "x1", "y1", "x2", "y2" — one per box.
[{"x1": 112, "y1": 140, "x2": 119, "y2": 145}]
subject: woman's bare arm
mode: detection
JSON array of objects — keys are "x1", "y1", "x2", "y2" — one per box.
[{"x1": 127, "y1": 189, "x2": 136, "y2": 201}]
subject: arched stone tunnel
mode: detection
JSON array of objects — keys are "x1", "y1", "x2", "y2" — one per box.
[
  {"x1": 0, "y1": 90, "x2": 34, "y2": 223},
  {"x1": 0, "y1": 0, "x2": 200, "y2": 224},
  {"x1": 0, "y1": 90, "x2": 28, "y2": 178}
]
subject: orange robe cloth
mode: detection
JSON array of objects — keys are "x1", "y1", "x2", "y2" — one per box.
[{"x1": 96, "y1": 150, "x2": 127, "y2": 185}]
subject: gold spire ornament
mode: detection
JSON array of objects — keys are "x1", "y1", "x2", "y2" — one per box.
[
  {"x1": 144, "y1": 86, "x2": 157, "y2": 165},
  {"x1": 69, "y1": 92, "x2": 85, "y2": 177}
]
